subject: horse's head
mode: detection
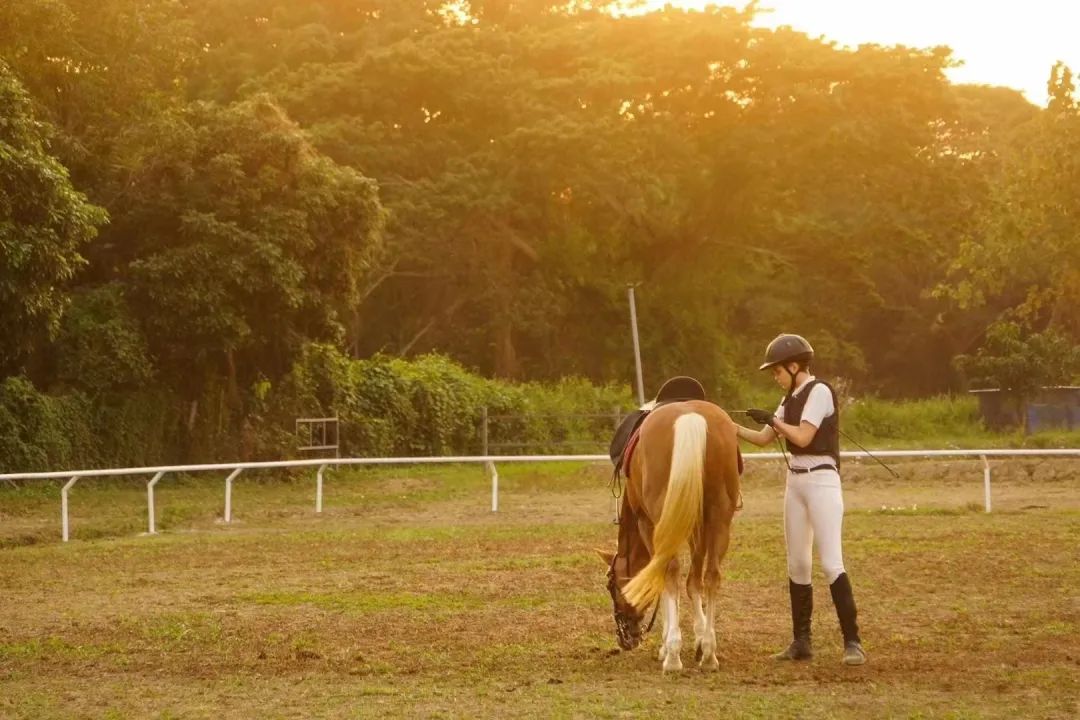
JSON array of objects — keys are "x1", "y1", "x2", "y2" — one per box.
[{"x1": 596, "y1": 549, "x2": 644, "y2": 650}]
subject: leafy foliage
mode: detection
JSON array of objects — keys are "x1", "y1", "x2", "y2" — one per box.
[
  {"x1": 109, "y1": 96, "x2": 387, "y2": 394},
  {"x1": 0, "y1": 377, "x2": 97, "y2": 472},
  {"x1": 259, "y1": 344, "x2": 633, "y2": 459},
  {"x1": 954, "y1": 321, "x2": 1080, "y2": 396},
  {"x1": 938, "y1": 63, "x2": 1080, "y2": 381},
  {"x1": 1, "y1": 1, "x2": 1077, "y2": 468},
  {"x1": 53, "y1": 284, "x2": 154, "y2": 395},
  {"x1": 0, "y1": 60, "x2": 107, "y2": 374}
]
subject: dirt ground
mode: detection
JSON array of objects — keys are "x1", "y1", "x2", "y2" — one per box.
[{"x1": 1, "y1": 459, "x2": 1078, "y2": 719}]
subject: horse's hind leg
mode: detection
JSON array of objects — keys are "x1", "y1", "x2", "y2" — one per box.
[
  {"x1": 687, "y1": 535, "x2": 708, "y2": 665},
  {"x1": 700, "y1": 518, "x2": 733, "y2": 672},
  {"x1": 659, "y1": 558, "x2": 683, "y2": 672}
]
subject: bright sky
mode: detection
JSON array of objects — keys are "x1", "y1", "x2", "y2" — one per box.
[{"x1": 634, "y1": 1, "x2": 1080, "y2": 105}]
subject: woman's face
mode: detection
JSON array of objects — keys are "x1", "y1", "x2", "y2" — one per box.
[{"x1": 771, "y1": 363, "x2": 793, "y2": 391}]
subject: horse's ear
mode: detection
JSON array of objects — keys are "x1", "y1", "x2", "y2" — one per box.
[{"x1": 594, "y1": 548, "x2": 615, "y2": 566}]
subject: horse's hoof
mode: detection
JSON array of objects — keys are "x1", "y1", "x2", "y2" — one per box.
[
  {"x1": 700, "y1": 655, "x2": 719, "y2": 672},
  {"x1": 662, "y1": 655, "x2": 683, "y2": 673}
]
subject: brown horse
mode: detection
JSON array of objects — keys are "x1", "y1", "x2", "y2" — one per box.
[{"x1": 597, "y1": 400, "x2": 740, "y2": 672}]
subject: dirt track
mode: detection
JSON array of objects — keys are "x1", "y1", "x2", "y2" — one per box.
[{"x1": 1, "y1": 461, "x2": 1078, "y2": 718}]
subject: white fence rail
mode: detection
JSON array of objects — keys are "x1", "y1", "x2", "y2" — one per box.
[{"x1": 2, "y1": 449, "x2": 1079, "y2": 542}]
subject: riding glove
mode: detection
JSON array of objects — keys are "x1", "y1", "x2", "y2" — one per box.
[{"x1": 747, "y1": 408, "x2": 776, "y2": 426}]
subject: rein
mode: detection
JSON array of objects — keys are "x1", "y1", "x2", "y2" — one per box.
[
  {"x1": 643, "y1": 597, "x2": 660, "y2": 633},
  {"x1": 610, "y1": 498, "x2": 661, "y2": 636}
]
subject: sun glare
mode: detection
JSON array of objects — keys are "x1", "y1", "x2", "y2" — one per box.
[{"x1": 630, "y1": 1, "x2": 1080, "y2": 105}]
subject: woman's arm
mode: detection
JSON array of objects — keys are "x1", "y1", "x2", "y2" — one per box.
[
  {"x1": 771, "y1": 418, "x2": 818, "y2": 448},
  {"x1": 735, "y1": 423, "x2": 777, "y2": 447}
]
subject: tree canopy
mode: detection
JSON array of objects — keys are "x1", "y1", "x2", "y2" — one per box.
[
  {"x1": 0, "y1": 59, "x2": 107, "y2": 375},
  {"x1": 1, "y1": 0, "x2": 1075, "y2": 416}
]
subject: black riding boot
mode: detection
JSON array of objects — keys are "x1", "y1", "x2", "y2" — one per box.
[
  {"x1": 773, "y1": 580, "x2": 813, "y2": 660},
  {"x1": 830, "y1": 572, "x2": 866, "y2": 665}
]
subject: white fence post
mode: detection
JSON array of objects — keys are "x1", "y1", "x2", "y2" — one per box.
[
  {"x1": 316, "y1": 464, "x2": 327, "y2": 514},
  {"x1": 981, "y1": 455, "x2": 991, "y2": 513},
  {"x1": 488, "y1": 461, "x2": 498, "y2": 512},
  {"x1": 147, "y1": 471, "x2": 166, "y2": 534},
  {"x1": 224, "y1": 468, "x2": 243, "y2": 523},
  {"x1": 61, "y1": 476, "x2": 79, "y2": 542}
]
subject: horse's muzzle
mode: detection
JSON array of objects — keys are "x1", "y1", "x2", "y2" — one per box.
[{"x1": 615, "y1": 614, "x2": 642, "y2": 650}]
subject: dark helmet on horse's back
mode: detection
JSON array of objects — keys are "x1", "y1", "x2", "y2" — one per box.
[{"x1": 654, "y1": 376, "x2": 706, "y2": 403}]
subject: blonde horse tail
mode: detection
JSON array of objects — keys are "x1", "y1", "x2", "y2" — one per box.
[{"x1": 622, "y1": 412, "x2": 706, "y2": 612}]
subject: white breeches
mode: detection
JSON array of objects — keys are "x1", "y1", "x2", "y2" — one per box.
[{"x1": 784, "y1": 469, "x2": 846, "y2": 585}]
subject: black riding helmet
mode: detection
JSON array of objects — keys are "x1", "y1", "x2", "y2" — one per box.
[
  {"x1": 758, "y1": 334, "x2": 814, "y2": 371},
  {"x1": 759, "y1": 334, "x2": 814, "y2": 400}
]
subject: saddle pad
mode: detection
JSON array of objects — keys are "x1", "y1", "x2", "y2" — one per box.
[
  {"x1": 610, "y1": 409, "x2": 648, "y2": 464},
  {"x1": 620, "y1": 427, "x2": 644, "y2": 478}
]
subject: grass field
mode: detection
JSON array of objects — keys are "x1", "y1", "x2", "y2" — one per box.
[{"x1": 2, "y1": 458, "x2": 1078, "y2": 719}]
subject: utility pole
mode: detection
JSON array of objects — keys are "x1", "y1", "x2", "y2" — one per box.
[{"x1": 628, "y1": 284, "x2": 645, "y2": 405}]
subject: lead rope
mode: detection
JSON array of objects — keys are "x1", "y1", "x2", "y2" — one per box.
[
  {"x1": 772, "y1": 427, "x2": 793, "y2": 472},
  {"x1": 776, "y1": 370, "x2": 798, "y2": 473}
]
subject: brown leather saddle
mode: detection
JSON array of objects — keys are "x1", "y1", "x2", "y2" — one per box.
[
  {"x1": 609, "y1": 376, "x2": 706, "y2": 472},
  {"x1": 609, "y1": 376, "x2": 743, "y2": 477}
]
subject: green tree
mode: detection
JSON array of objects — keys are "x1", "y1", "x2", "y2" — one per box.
[
  {"x1": 3, "y1": 0, "x2": 1059, "y2": 403},
  {"x1": 239, "y1": 4, "x2": 986, "y2": 394},
  {"x1": 0, "y1": 60, "x2": 107, "y2": 374},
  {"x1": 52, "y1": 284, "x2": 154, "y2": 396},
  {"x1": 938, "y1": 63, "x2": 1080, "y2": 368},
  {"x1": 956, "y1": 321, "x2": 1080, "y2": 393},
  {"x1": 0, "y1": 0, "x2": 194, "y2": 186},
  {"x1": 106, "y1": 96, "x2": 386, "y2": 401},
  {"x1": 955, "y1": 320, "x2": 1080, "y2": 431}
]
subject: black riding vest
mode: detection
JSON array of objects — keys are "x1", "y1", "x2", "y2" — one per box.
[{"x1": 781, "y1": 380, "x2": 840, "y2": 467}]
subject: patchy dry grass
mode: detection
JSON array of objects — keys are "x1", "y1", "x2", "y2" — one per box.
[{"x1": 1, "y1": 459, "x2": 1079, "y2": 718}]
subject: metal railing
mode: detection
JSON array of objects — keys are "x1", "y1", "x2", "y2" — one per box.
[
  {"x1": 478, "y1": 408, "x2": 624, "y2": 454},
  {"x1": 2, "y1": 449, "x2": 1079, "y2": 542}
]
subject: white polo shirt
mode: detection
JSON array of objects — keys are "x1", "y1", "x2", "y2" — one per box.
[{"x1": 775, "y1": 375, "x2": 836, "y2": 471}]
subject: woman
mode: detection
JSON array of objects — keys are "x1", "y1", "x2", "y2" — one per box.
[{"x1": 735, "y1": 333, "x2": 866, "y2": 666}]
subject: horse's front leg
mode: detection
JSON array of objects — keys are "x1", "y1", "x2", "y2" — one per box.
[{"x1": 658, "y1": 558, "x2": 683, "y2": 672}]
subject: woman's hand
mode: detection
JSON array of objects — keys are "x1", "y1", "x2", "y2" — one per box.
[
  {"x1": 747, "y1": 408, "x2": 776, "y2": 426},
  {"x1": 772, "y1": 419, "x2": 819, "y2": 448}
]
